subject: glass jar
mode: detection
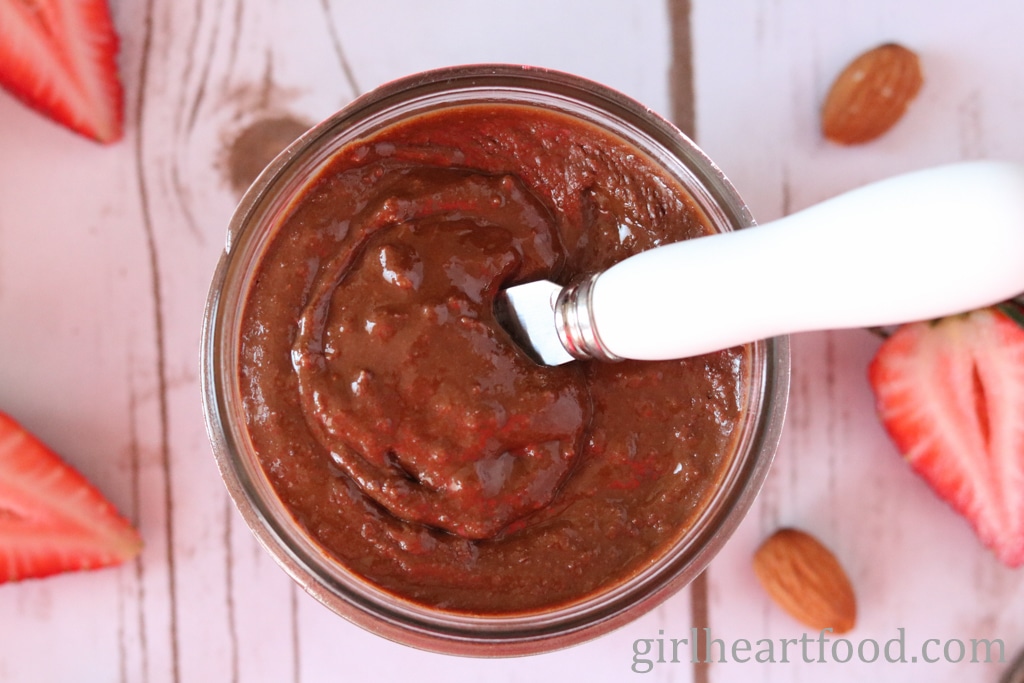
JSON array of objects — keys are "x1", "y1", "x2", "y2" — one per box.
[{"x1": 201, "y1": 64, "x2": 790, "y2": 656}]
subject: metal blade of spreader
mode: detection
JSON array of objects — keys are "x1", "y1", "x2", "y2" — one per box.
[{"x1": 494, "y1": 279, "x2": 574, "y2": 366}]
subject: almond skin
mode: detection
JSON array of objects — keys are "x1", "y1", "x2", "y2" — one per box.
[
  {"x1": 753, "y1": 528, "x2": 857, "y2": 634},
  {"x1": 822, "y1": 43, "x2": 923, "y2": 145}
]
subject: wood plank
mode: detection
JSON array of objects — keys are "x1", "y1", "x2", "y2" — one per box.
[
  {"x1": 1, "y1": 0, "x2": 1022, "y2": 680},
  {"x1": 692, "y1": 1, "x2": 1024, "y2": 681}
]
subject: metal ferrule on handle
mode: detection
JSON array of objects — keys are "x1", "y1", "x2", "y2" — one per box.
[{"x1": 554, "y1": 273, "x2": 622, "y2": 362}]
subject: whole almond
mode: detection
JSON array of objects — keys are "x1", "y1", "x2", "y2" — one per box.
[
  {"x1": 821, "y1": 43, "x2": 923, "y2": 145},
  {"x1": 753, "y1": 528, "x2": 857, "y2": 633}
]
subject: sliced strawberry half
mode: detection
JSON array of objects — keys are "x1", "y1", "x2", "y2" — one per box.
[
  {"x1": 0, "y1": 0, "x2": 123, "y2": 143},
  {"x1": 869, "y1": 303, "x2": 1024, "y2": 566},
  {"x1": 0, "y1": 411, "x2": 141, "y2": 583}
]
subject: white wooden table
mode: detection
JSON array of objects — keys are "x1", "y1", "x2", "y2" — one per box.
[{"x1": 1, "y1": 1, "x2": 1022, "y2": 681}]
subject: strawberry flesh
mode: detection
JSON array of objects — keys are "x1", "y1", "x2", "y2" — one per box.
[
  {"x1": 0, "y1": 411, "x2": 141, "y2": 583},
  {"x1": 0, "y1": 0, "x2": 123, "y2": 143},
  {"x1": 869, "y1": 304, "x2": 1024, "y2": 566}
]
